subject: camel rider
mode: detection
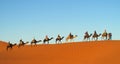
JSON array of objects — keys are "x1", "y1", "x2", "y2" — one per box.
[
  {"x1": 85, "y1": 31, "x2": 89, "y2": 36},
  {"x1": 8, "y1": 41, "x2": 12, "y2": 46},
  {"x1": 45, "y1": 35, "x2": 49, "y2": 40},
  {"x1": 20, "y1": 39, "x2": 24, "y2": 44},
  {"x1": 8, "y1": 41, "x2": 10, "y2": 44},
  {"x1": 94, "y1": 30, "x2": 97, "y2": 35},
  {"x1": 108, "y1": 33, "x2": 112, "y2": 40},
  {"x1": 69, "y1": 32, "x2": 73, "y2": 39},
  {"x1": 32, "y1": 38, "x2": 37, "y2": 43},
  {"x1": 103, "y1": 29, "x2": 107, "y2": 35},
  {"x1": 57, "y1": 34, "x2": 61, "y2": 39}
]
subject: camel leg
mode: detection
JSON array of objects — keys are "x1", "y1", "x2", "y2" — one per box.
[
  {"x1": 83, "y1": 39, "x2": 85, "y2": 41},
  {"x1": 31, "y1": 43, "x2": 32, "y2": 46},
  {"x1": 102, "y1": 37, "x2": 104, "y2": 40},
  {"x1": 18, "y1": 45, "x2": 20, "y2": 48},
  {"x1": 7, "y1": 46, "x2": 12, "y2": 51},
  {"x1": 101, "y1": 37, "x2": 103, "y2": 40},
  {"x1": 11, "y1": 46, "x2": 12, "y2": 49},
  {"x1": 70, "y1": 39, "x2": 73, "y2": 42},
  {"x1": 56, "y1": 40, "x2": 57, "y2": 44},
  {"x1": 66, "y1": 40, "x2": 68, "y2": 42},
  {"x1": 57, "y1": 40, "x2": 59, "y2": 44},
  {"x1": 88, "y1": 38, "x2": 90, "y2": 41},
  {"x1": 96, "y1": 37, "x2": 98, "y2": 41},
  {"x1": 83, "y1": 37, "x2": 86, "y2": 41},
  {"x1": 6, "y1": 46, "x2": 9, "y2": 51},
  {"x1": 47, "y1": 40, "x2": 50, "y2": 44},
  {"x1": 6, "y1": 46, "x2": 12, "y2": 51},
  {"x1": 58, "y1": 40, "x2": 61, "y2": 44},
  {"x1": 43, "y1": 42, "x2": 45, "y2": 44},
  {"x1": 92, "y1": 37, "x2": 94, "y2": 41},
  {"x1": 18, "y1": 44, "x2": 22, "y2": 48},
  {"x1": 43, "y1": 40, "x2": 46, "y2": 44},
  {"x1": 84, "y1": 38, "x2": 87, "y2": 41},
  {"x1": 35, "y1": 43, "x2": 36, "y2": 46},
  {"x1": 109, "y1": 35, "x2": 112, "y2": 40},
  {"x1": 106, "y1": 36, "x2": 107, "y2": 40},
  {"x1": 60, "y1": 40, "x2": 62, "y2": 44}
]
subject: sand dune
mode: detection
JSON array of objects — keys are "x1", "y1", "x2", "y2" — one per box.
[{"x1": 0, "y1": 40, "x2": 120, "y2": 64}]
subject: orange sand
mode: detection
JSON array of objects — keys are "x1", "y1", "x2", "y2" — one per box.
[{"x1": 0, "y1": 40, "x2": 120, "y2": 64}]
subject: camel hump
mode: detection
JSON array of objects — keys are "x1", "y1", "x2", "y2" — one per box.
[{"x1": 70, "y1": 35, "x2": 73, "y2": 38}]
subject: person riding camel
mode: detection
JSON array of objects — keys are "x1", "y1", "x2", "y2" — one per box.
[
  {"x1": 69, "y1": 32, "x2": 73, "y2": 39},
  {"x1": 94, "y1": 30, "x2": 97, "y2": 36},
  {"x1": 57, "y1": 34, "x2": 61, "y2": 40},
  {"x1": 85, "y1": 31, "x2": 89, "y2": 36},
  {"x1": 45, "y1": 35, "x2": 49, "y2": 40},
  {"x1": 103, "y1": 29, "x2": 107, "y2": 36},
  {"x1": 8, "y1": 41, "x2": 12, "y2": 46},
  {"x1": 20, "y1": 39, "x2": 24, "y2": 44},
  {"x1": 32, "y1": 38, "x2": 37, "y2": 43},
  {"x1": 108, "y1": 33, "x2": 112, "y2": 40}
]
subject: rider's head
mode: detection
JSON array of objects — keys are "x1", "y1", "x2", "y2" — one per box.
[
  {"x1": 104, "y1": 29, "x2": 106, "y2": 32},
  {"x1": 20, "y1": 39, "x2": 22, "y2": 41},
  {"x1": 46, "y1": 35, "x2": 48, "y2": 38},
  {"x1": 58, "y1": 34, "x2": 60, "y2": 36}
]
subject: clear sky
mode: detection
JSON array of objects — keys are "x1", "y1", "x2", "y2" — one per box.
[{"x1": 0, "y1": 0, "x2": 120, "y2": 44}]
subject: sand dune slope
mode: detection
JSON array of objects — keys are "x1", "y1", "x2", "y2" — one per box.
[{"x1": 0, "y1": 40, "x2": 120, "y2": 64}]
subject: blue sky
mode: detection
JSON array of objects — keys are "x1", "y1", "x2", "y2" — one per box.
[{"x1": 0, "y1": 0, "x2": 120, "y2": 44}]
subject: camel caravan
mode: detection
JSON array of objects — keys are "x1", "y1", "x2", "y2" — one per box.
[
  {"x1": 6, "y1": 30, "x2": 112, "y2": 50},
  {"x1": 83, "y1": 30, "x2": 112, "y2": 41}
]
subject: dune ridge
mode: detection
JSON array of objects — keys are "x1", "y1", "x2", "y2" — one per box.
[{"x1": 0, "y1": 40, "x2": 120, "y2": 64}]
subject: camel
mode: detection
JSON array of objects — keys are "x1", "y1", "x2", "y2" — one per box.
[
  {"x1": 43, "y1": 37, "x2": 53, "y2": 44},
  {"x1": 84, "y1": 34, "x2": 92, "y2": 41},
  {"x1": 101, "y1": 32, "x2": 108, "y2": 40},
  {"x1": 107, "y1": 33, "x2": 112, "y2": 40},
  {"x1": 66, "y1": 35, "x2": 77, "y2": 42},
  {"x1": 92, "y1": 33, "x2": 101, "y2": 40},
  {"x1": 18, "y1": 41, "x2": 29, "y2": 48},
  {"x1": 56, "y1": 36, "x2": 64, "y2": 44},
  {"x1": 6, "y1": 43, "x2": 16, "y2": 51},
  {"x1": 31, "y1": 40, "x2": 42, "y2": 46}
]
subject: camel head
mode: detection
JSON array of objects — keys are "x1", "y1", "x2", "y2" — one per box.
[
  {"x1": 50, "y1": 37, "x2": 53, "y2": 39},
  {"x1": 62, "y1": 36, "x2": 64, "y2": 39},
  {"x1": 90, "y1": 34, "x2": 92, "y2": 36},
  {"x1": 38, "y1": 40, "x2": 42, "y2": 42},
  {"x1": 99, "y1": 33, "x2": 102, "y2": 36}
]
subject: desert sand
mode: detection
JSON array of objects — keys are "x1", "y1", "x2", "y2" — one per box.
[{"x1": 0, "y1": 40, "x2": 120, "y2": 64}]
